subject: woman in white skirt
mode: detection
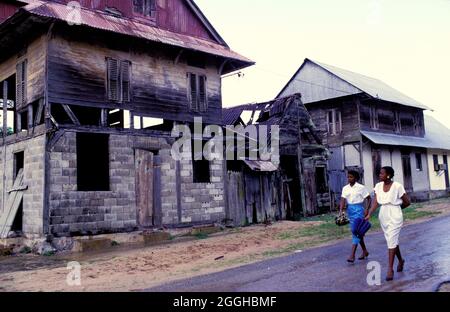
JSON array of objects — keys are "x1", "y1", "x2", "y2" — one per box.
[{"x1": 366, "y1": 166, "x2": 411, "y2": 281}]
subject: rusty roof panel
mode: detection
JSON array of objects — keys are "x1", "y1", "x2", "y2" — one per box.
[{"x1": 19, "y1": 1, "x2": 253, "y2": 65}]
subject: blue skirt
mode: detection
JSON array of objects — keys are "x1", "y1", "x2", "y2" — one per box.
[{"x1": 347, "y1": 203, "x2": 365, "y2": 245}]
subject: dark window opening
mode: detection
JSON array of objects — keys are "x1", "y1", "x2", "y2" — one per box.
[
  {"x1": 227, "y1": 160, "x2": 242, "y2": 172},
  {"x1": 70, "y1": 105, "x2": 101, "y2": 126},
  {"x1": 192, "y1": 140, "x2": 211, "y2": 184},
  {"x1": 77, "y1": 133, "x2": 110, "y2": 191},
  {"x1": 18, "y1": 110, "x2": 28, "y2": 132},
  {"x1": 51, "y1": 104, "x2": 72, "y2": 124},
  {"x1": 433, "y1": 154, "x2": 440, "y2": 172},
  {"x1": 14, "y1": 151, "x2": 24, "y2": 180},
  {"x1": 11, "y1": 201, "x2": 23, "y2": 233},
  {"x1": 315, "y1": 166, "x2": 328, "y2": 193},
  {"x1": 415, "y1": 153, "x2": 423, "y2": 171},
  {"x1": 133, "y1": 0, "x2": 157, "y2": 18},
  {"x1": 188, "y1": 73, "x2": 207, "y2": 112}
]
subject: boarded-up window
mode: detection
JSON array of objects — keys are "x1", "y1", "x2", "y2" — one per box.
[
  {"x1": 16, "y1": 60, "x2": 27, "y2": 107},
  {"x1": 326, "y1": 109, "x2": 342, "y2": 136},
  {"x1": 107, "y1": 58, "x2": 131, "y2": 103},
  {"x1": 133, "y1": 0, "x2": 156, "y2": 18},
  {"x1": 77, "y1": 133, "x2": 110, "y2": 191},
  {"x1": 188, "y1": 73, "x2": 207, "y2": 112}
]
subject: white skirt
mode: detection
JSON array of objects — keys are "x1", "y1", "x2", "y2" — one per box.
[{"x1": 379, "y1": 204, "x2": 404, "y2": 249}]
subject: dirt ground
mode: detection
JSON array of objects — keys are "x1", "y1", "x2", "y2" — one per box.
[{"x1": 1, "y1": 198, "x2": 450, "y2": 292}]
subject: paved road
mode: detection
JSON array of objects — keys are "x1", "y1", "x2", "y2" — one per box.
[{"x1": 146, "y1": 215, "x2": 450, "y2": 292}]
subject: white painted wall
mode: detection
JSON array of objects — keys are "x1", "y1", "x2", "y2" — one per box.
[
  {"x1": 362, "y1": 144, "x2": 374, "y2": 190},
  {"x1": 427, "y1": 150, "x2": 449, "y2": 191}
]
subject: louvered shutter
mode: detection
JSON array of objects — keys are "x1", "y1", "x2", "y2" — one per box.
[
  {"x1": 198, "y1": 75, "x2": 207, "y2": 112},
  {"x1": 121, "y1": 60, "x2": 131, "y2": 102},
  {"x1": 107, "y1": 58, "x2": 120, "y2": 101},
  {"x1": 16, "y1": 60, "x2": 27, "y2": 107},
  {"x1": 189, "y1": 73, "x2": 198, "y2": 111}
]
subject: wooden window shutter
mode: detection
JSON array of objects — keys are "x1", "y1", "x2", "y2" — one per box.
[
  {"x1": 198, "y1": 75, "x2": 207, "y2": 112},
  {"x1": 107, "y1": 58, "x2": 120, "y2": 102},
  {"x1": 188, "y1": 73, "x2": 198, "y2": 111},
  {"x1": 16, "y1": 60, "x2": 27, "y2": 107},
  {"x1": 121, "y1": 60, "x2": 131, "y2": 102}
]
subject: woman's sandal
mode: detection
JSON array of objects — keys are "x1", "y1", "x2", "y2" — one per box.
[
  {"x1": 386, "y1": 271, "x2": 394, "y2": 281},
  {"x1": 358, "y1": 252, "x2": 369, "y2": 260},
  {"x1": 397, "y1": 259, "x2": 405, "y2": 272},
  {"x1": 347, "y1": 258, "x2": 355, "y2": 263}
]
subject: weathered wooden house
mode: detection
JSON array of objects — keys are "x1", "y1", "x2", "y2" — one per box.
[
  {"x1": 223, "y1": 94, "x2": 330, "y2": 224},
  {"x1": 277, "y1": 58, "x2": 449, "y2": 203},
  {"x1": 0, "y1": 0, "x2": 253, "y2": 239}
]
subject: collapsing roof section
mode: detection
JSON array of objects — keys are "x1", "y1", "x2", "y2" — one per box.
[
  {"x1": 0, "y1": 0, "x2": 254, "y2": 73},
  {"x1": 277, "y1": 58, "x2": 431, "y2": 110}
]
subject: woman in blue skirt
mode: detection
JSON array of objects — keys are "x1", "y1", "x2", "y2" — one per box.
[{"x1": 339, "y1": 171, "x2": 371, "y2": 263}]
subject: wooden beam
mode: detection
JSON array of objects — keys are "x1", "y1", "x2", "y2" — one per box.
[
  {"x1": 2, "y1": 81, "x2": 7, "y2": 140},
  {"x1": 100, "y1": 109, "x2": 108, "y2": 127},
  {"x1": 174, "y1": 49, "x2": 184, "y2": 64},
  {"x1": 34, "y1": 99, "x2": 44, "y2": 127},
  {"x1": 62, "y1": 104, "x2": 80, "y2": 126},
  {"x1": 28, "y1": 104, "x2": 33, "y2": 130}
]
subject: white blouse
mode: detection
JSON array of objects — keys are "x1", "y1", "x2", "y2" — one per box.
[
  {"x1": 342, "y1": 183, "x2": 370, "y2": 204},
  {"x1": 374, "y1": 182, "x2": 406, "y2": 206}
]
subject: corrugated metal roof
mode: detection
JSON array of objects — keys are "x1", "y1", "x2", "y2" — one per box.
[
  {"x1": 424, "y1": 115, "x2": 450, "y2": 150},
  {"x1": 15, "y1": 1, "x2": 253, "y2": 66},
  {"x1": 362, "y1": 115, "x2": 450, "y2": 150},
  {"x1": 244, "y1": 160, "x2": 279, "y2": 172},
  {"x1": 309, "y1": 59, "x2": 431, "y2": 110},
  {"x1": 361, "y1": 130, "x2": 433, "y2": 149}
]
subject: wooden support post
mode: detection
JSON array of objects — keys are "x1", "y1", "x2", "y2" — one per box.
[
  {"x1": 34, "y1": 99, "x2": 44, "y2": 126},
  {"x1": 16, "y1": 111, "x2": 22, "y2": 133},
  {"x1": 100, "y1": 109, "x2": 108, "y2": 127},
  {"x1": 62, "y1": 104, "x2": 80, "y2": 125},
  {"x1": 28, "y1": 104, "x2": 33, "y2": 130},
  {"x1": 2, "y1": 81, "x2": 7, "y2": 139},
  {"x1": 176, "y1": 160, "x2": 182, "y2": 223}
]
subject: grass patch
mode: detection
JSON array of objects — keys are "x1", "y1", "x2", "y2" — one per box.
[
  {"x1": 20, "y1": 246, "x2": 32, "y2": 254},
  {"x1": 193, "y1": 232, "x2": 209, "y2": 240}
]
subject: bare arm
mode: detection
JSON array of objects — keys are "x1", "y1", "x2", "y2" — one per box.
[
  {"x1": 364, "y1": 195, "x2": 372, "y2": 217},
  {"x1": 339, "y1": 198, "x2": 346, "y2": 215},
  {"x1": 365, "y1": 194, "x2": 379, "y2": 220},
  {"x1": 401, "y1": 194, "x2": 411, "y2": 209}
]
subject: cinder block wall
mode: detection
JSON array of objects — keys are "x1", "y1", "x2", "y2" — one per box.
[
  {"x1": 0, "y1": 135, "x2": 46, "y2": 236},
  {"x1": 48, "y1": 131, "x2": 226, "y2": 237}
]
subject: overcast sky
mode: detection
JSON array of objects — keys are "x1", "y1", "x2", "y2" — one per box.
[{"x1": 196, "y1": 0, "x2": 450, "y2": 127}]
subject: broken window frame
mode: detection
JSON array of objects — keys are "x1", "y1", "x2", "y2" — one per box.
[
  {"x1": 187, "y1": 73, "x2": 208, "y2": 113},
  {"x1": 326, "y1": 108, "x2": 342, "y2": 136},
  {"x1": 106, "y1": 58, "x2": 132, "y2": 103},
  {"x1": 133, "y1": 0, "x2": 157, "y2": 19}
]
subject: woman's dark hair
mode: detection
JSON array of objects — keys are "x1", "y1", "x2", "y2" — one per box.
[
  {"x1": 381, "y1": 166, "x2": 395, "y2": 178},
  {"x1": 348, "y1": 170, "x2": 360, "y2": 181}
]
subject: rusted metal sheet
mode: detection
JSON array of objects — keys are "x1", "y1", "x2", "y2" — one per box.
[
  {"x1": 0, "y1": 0, "x2": 24, "y2": 22},
  {"x1": 14, "y1": 0, "x2": 252, "y2": 65}
]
